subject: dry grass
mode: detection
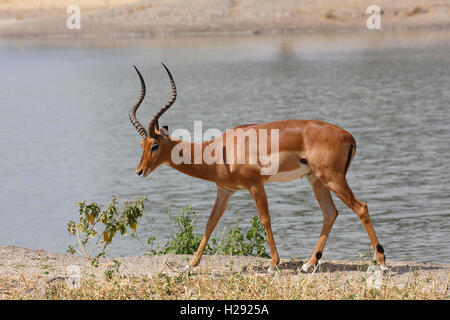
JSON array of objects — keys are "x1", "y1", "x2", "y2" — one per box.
[
  {"x1": 1, "y1": 247, "x2": 448, "y2": 300},
  {"x1": 2, "y1": 267, "x2": 448, "y2": 300}
]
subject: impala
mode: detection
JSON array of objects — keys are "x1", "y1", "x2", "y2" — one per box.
[{"x1": 129, "y1": 64, "x2": 388, "y2": 273}]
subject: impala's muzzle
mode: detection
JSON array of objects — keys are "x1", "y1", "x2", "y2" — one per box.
[{"x1": 137, "y1": 169, "x2": 143, "y2": 176}]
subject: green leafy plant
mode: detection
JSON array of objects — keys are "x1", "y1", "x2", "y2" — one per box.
[
  {"x1": 104, "y1": 259, "x2": 122, "y2": 281},
  {"x1": 215, "y1": 215, "x2": 269, "y2": 258},
  {"x1": 146, "y1": 205, "x2": 269, "y2": 258},
  {"x1": 67, "y1": 196, "x2": 147, "y2": 266},
  {"x1": 160, "y1": 205, "x2": 209, "y2": 255}
]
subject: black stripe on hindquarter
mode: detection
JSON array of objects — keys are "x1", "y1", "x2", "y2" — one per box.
[{"x1": 344, "y1": 144, "x2": 354, "y2": 174}]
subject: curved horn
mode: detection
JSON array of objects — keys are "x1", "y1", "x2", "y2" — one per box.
[
  {"x1": 129, "y1": 65, "x2": 148, "y2": 139},
  {"x1": 148, "y1": 63, "x2": 177, "y2": 138}
]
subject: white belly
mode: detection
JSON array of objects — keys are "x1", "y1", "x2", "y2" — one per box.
[{"x1": 265, "y1": 166, "x2": 311, "y2": 183}]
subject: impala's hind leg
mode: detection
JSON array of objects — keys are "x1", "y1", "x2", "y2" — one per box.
[
  {"x1": 301, "y1": 173, "x2": 339, "y2": 272},
  {"x1": 320, "y1": 173, "x2": 387, "y2": 271}
]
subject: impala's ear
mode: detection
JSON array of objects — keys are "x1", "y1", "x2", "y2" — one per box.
[
  {"x1": 160, "y1": 125, "x2": 169, "y2": 137},
  {"x1": 155, "y1": 119, "x2": 159, "y2": 130}
]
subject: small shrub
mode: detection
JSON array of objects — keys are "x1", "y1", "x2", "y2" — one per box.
[
  {"x1": 161, "y1": 205, "x2": 205, "y2": 255},
  {"x1": 67, "y1": 196, "x2": 147, "y2": 266},
  {"x1": 147, "y1": 205, "x2": 269, "y2": 258},
  {"x1": 215, "y1": 215, "x2": 269, "y2": 258}
]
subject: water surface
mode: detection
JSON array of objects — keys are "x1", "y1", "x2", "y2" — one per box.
[{"x1": 0, "y1": 31, "x2": 449, "y2": 263}]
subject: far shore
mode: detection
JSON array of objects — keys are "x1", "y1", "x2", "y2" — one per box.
[
  {"x1": 0, "y1": 0, "x2": 449, "y2": 39},
  {"x1": 1, "y1": 246, "x2": 449, "y2": 299}
]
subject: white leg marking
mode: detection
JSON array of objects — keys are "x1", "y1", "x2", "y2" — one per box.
[
  {"x1": 182, "y1": 264, "x2": 192, "y2": 273},
  {"x1": 267, "y1": 266, "x2": 275, "y2": 274},
  {"x1": 301, "y1": 262, "x2": 312, "y2": 273},
  {"x1": 379, "y1": 264, "x2": 389, "y2": 272}
]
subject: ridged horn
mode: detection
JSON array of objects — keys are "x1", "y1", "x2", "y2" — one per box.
[
  {"x1": 148, "y1": 63, "x2": 177, "y2": 138},
  {"x1": 129, "y1": 65, "x2": 148, "y2": 139}
]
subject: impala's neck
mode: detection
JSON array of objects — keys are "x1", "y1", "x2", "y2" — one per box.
[{"x1": 165, "y1": 139, "x2": 218, "y2": 182}]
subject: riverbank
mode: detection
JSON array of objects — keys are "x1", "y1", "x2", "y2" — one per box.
[
  {"x1": 0, "y1": 0, "x2": 449, "y2": 39},
  {"x1": 0, "y1": 246, "x2": 448, "y2": 299}
]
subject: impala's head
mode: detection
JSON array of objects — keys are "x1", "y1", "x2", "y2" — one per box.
[{"x1": 129, "y1": 63, "x2": 177, "y2": 177}]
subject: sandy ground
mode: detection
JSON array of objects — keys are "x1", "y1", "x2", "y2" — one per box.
[
  {"x1": 0, "y1": 246, "x2": 448, "y2": 299},
  {"x1": 0, "y1": 0, "x2": 449, "y2": 38}
]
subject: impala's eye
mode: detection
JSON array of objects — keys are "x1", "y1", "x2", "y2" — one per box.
[{"x1": 150, "y1": 143, "x2": 159, "y2": 154}]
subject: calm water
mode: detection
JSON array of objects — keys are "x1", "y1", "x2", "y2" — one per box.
[{"x1": 0, "y1": 32, "x2": 449, "y2": 263}]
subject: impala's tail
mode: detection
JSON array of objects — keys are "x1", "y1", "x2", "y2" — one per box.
[{"x1": 344, "y1": 143, "x2": 356, "y2": 174}]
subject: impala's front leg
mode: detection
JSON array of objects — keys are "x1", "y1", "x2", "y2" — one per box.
[
  {"x1": 184, "y1": 187, "x2": 234, "y2": 272},
  {"x1": 249, "y1": 183, "x2": 280, "y2": 271}
]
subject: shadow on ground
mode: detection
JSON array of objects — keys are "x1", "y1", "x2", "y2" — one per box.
[{"x1": 239, "y1": 260, "x2": 446, "y2": 275}]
